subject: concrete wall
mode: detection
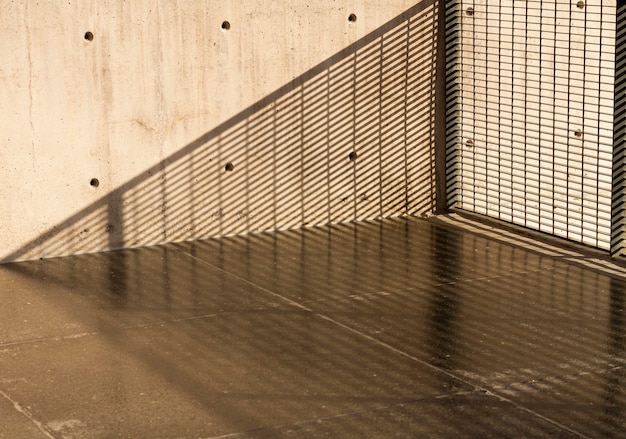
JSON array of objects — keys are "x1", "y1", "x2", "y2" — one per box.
[{"x1": 1, "y1": 0, "x2": 439, "y2": 262}]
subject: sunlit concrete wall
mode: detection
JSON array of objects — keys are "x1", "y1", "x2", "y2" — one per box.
[{"x1": 0, "y1": 0, "x2": 439, "y2": 262}]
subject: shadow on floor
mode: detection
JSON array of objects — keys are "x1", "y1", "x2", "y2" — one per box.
[{"x1": 0, "y1": 216, "x2": 624, "y2": 438}]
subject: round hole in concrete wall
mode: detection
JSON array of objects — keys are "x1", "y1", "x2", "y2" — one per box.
[
  {"x1": 348, "y1": 14, "x2": 357, "y2": 22},
  {"x1": 348, "y1": 151, "x2": 358, "y2": 162},
  {"x1": 221, "y1": 21, "x2": 231, "y2": 30},
  {"x1": 466, "y1": 139, "x2": 474, "y2": 148},
  {"x1": 577, "y1": 1, "x2": 585, "y2": 9},
  {"x1": 466, "y1": 7, "x2": 474, "y2": 16},
  {"x1": 90, "y1": 178, "x2": 100, "y2": 188},
  {"x1": 84, "y1": 31, "x2": 94, "y2": 41},
  {"x1": 574, "y1": 129, "x2": 583, "y2": 138},
  {"x1": 225, "y1": 162, "x2": 235, "y2": 172}
]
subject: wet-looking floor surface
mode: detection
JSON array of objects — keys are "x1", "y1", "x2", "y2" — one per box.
[{"x1": 0, "y1": 215, "x2": 624, "y2": 438}]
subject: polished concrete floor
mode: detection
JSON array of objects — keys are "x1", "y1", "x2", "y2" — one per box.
[{"x1": 0, "y1": 215, "x2": 624, "y2": 438}]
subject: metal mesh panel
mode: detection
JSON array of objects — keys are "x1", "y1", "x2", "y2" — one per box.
[{"x1": 447, "y1": 1, "x2": 616, "y2": 250}]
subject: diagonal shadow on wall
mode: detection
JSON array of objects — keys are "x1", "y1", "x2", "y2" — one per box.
[{"x1": 3, "y1": 0, "x2": 439, "y2": 263}]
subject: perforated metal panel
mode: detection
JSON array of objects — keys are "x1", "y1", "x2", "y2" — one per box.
[{"x1": 447, "y1": 1, "x2": 616, "y2": 250}]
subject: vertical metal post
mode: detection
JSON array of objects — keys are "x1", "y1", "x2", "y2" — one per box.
[
  {"x1": 612, "y1": 1, "x2": 626, "y2": 256},
  {"x1": 434, "y1": 0, "x2": 449, "y2": 213}
]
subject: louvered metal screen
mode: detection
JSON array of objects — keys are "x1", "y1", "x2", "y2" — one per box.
[{"x1": 446, "y1": 1, "x2": 616, "y2": 250}]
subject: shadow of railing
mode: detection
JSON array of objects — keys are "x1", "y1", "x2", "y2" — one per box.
[{"x1": 3, "y1": 0, "x2": 439, "y2": 263}]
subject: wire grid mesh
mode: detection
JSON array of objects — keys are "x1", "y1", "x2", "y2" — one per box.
[{"x1": 446, "y1": 0, "x2": 616, "y2": 251}]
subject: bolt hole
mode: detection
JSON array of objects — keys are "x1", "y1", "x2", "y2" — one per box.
[
  {"x1": 348, "y1": 14, "x2": 357, "y2": 22},
  {"x1": 466, "y1": 7, "x2": 474, "y2": 16},
  {"x1": 348, "y1": 151, "x2": 358, "y2": 162},
  {"x1": 84, "y1": 31, "x2": 94, "y2": 41},
  {"x1": 577, "y1": 1, "x2": 585, "y2": 9},
  {"x1": 221, "y1": 21, "x2": 231, "y2": 30},
  {"x1": 225, "y1": 162, "x2": 234, "y2": 172},
  {"x1": 90, "y1": 178, "x2": 100, "y2": 188}
]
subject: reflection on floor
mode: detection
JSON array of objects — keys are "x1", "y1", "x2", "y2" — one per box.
[{"x1": 0, "y1": 215, "x2": 624, "y2": 438}]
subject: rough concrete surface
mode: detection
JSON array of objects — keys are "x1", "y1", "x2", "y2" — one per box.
[{"x1": 1, "y1": 0, "x2": 438, "y2": 262}]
